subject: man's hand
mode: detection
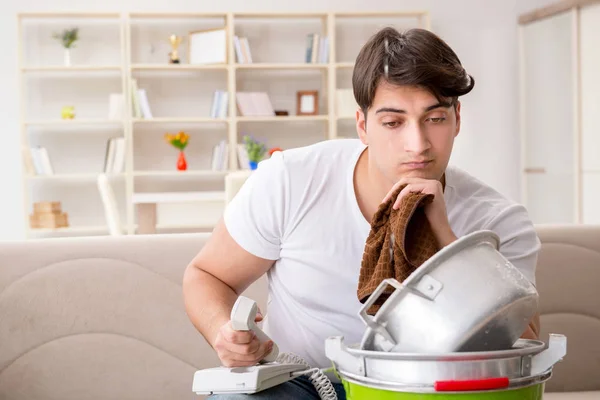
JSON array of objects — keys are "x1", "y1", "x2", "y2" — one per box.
[
  {"x1": 213, "y1": 312, "x2": 274, "y2": 367},
  {"x1": 382, "y1": 177, "x2": 457, "y2": 247},
  {"x1": 521, "y1": 313, "x2": 541, "y2": 340}
]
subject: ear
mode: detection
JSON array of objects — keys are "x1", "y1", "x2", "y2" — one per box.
[
  {"x1": 454, "y1": 101, "x2": 461, "y2": 137},
  {"x1": 356, "y1": 108, "x2": 368, "y2": 145}
]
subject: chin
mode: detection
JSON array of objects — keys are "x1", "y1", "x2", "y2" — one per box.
[{"x1": 399, "y1": 169, "x2": 434, "y2": 180}]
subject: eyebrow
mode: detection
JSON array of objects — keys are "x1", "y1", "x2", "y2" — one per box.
[{"x1": 375, "y1": 101, "x2": 452, "y2": 114}]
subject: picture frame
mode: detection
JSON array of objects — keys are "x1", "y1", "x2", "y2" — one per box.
[
  {"x1": 188, "y1": 27, "x2": 227, "y2": 65},
  {"x1": 296, "y1": 90, "x2": 319, "y2": 116}
]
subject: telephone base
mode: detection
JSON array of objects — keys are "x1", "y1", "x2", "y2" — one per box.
[{"x1": 192, "y1": 363, "x2": 309, "y2": 395}]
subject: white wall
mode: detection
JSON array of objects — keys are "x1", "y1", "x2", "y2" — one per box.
[{"x1": 0, "y1": 0, "x2": 556, "y2": 240}]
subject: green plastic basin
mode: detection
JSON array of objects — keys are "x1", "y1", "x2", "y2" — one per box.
[{"x1": 342, "y1": 379, "x2": 545, "y2": 400}]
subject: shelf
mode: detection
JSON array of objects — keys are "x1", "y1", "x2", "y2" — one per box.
[
  {"x1": 22, "y1": 65, "x2": 122, "y2": 72},
  {"x1": 27, "y1": 173, "x2": 125, "y2": 181},
  {"x1": 233, "y1": 12, "x2": 328, "y2": 19},
  {"x1": 131, "y1": 223, "x2": 216, "y2": 231},
  {"x1": 129, "y1": 12, "x2": 227, "y2": 19},
  {"x1": 131, "y1": 63, "x2": 228, "y2": 71},
  {"x1": 155, "y1": 223, "x2": 215, "y2": 230},
  {"x1": 237, "y1": 115, "x2": 329, "y2": 122},
  {"x1": 235, "y1": 63, "x2": 328, "y2": 70},
  {"x1": 335, "y1": 11, "x2": 427, "y2": 17},
  {"x1": 336, "y1": 62, "x2": 355, "y2": 69},
  {"x1": 25, "y1": 119, "x2": 123, "y2": 127},
  {"x1": 18, "y1": 12, "x2": 121, "y2": 19},
  {"x1": 132, "y1": 191, "x2": 225, "y2": 203},
  {"x1": 132, "y1": 117, "x2": 228, "y2": 124},
  {"x1": 28, "y1": 225, "x2": 113, "y2": 234},
  {"x1": 133, "y1": 170, "x2": 228, "y2": 177}
]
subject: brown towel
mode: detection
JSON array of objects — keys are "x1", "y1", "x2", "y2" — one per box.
[{"x1": 358, "y1": 177, "x2": 445, "y2": 315}]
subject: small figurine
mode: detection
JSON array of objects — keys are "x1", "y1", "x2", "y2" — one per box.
[
  {"x1": 61, "y1": 106, "x2": 75, "y2": 120},
  {"x1": 169, "y1": 34, "x2": 183, "y2": 64}
]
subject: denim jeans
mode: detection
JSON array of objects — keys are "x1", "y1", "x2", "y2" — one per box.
[{"x1": 208, "y1": 375, "x2": 346, "y2": 400}]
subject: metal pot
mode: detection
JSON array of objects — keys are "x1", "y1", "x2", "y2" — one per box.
[
  {"x1": 359, "y1": 230, "x2": 539, "y2": 353},
  {"x1": 325, "y1": 334, "x2": 567, "y2": 399}
]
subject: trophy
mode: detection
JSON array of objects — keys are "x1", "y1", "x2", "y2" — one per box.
[{"x1": 169, "y1": 34, "x2": 183, "y2": 64}]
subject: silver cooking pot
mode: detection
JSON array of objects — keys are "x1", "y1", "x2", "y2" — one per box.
[
  {"x1": 359, "y1": 230, "x2": 539, "y2": 353},
  {"x1": 326, "y1": 334, "x2": 567, "y2": 396}
]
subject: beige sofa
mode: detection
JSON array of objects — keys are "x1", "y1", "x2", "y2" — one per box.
[{"x1": 0, "y1": 225, "x2": 599, "y2": 399}]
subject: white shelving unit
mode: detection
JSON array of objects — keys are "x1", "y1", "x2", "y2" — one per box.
[
  {"x1": 18, "y1": 11, "x2": 429, "y2": 238},
  {"x1": 519, "y1": 0, "x2": 600, "y2": 224}
]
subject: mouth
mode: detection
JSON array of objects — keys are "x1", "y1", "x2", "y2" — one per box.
[{"x1": 402, "y1": 160, "x2": 433, "y2": 169}]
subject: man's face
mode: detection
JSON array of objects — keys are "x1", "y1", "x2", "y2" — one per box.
[{"x1": 357, "y1": 82, "x2": 461, "y2": 185}]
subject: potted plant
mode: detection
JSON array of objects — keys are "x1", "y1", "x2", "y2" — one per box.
[
  {"x1": 243, "y1": 135, "x2": 267, "y2": 170},
  {"x1": 164, "y1": 131, "x2": 190, "y2": 171},
  {"x1": 53, "y1": 27, "x2": 79, "y2": 66}
]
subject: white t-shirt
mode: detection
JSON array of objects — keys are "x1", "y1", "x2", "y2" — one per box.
[{"x1": 224, "y1": 138, "x2": 541, "y2": 369}]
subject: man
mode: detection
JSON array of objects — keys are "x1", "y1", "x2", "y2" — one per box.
[{"x1": 182, "y1": 26, "x2": 541, "y2": 399}]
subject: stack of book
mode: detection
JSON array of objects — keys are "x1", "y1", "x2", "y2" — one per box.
[
  {"x1": 305, "y1": 33, "x2": 329, "y2": 64},
  {"x1": 210, "y1": 90, "x2": 229, "y2": 118},
  {"x1": 107, "y1": 80, "x2": 152, "y2": 120},
  {"x1": 29, "y1": 201, "x2": 69, "y2": 229},
  {"x1": 211, "y1": 139, "x2": 228, "y2": 171},
  {"x1": 210, "y1": 140, "x2": 251, "y2": 171},
  {"x1": 23, "y1": 146, "x2": 53, "y2": 175},
  {"x1": 130, "y1": 79, "x2": 153, "y2": 119},
  {"x1": 103, "y1": 137, "x2": 126, "y2": 174},
  {"x1": 236, "y1": 92, "x2": 275, "y2": 116},
  {"x1": 233, "y1": 36, "x2": 253, "y2": 63}
]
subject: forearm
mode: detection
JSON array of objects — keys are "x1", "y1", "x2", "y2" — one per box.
[
  {"x1": 431, "y1": 222, "x2": 458, "y2": 248},
  {"x1": 182, "y1": 264, "x2": 238, "y2": 348},
  {"x1": 521, "y1": 313, "x2": 541, "y2": 340}
]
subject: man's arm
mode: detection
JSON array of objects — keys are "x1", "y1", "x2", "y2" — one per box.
[
  {"x1": 385, "y1": 181, "x2": 542, "y2": 339},
  {"x1": 183, "y1": 152, "x2": 288, "y2": 366},
  {"x1": 182, "y1": 218, "x2": 274, "y2": 349}
]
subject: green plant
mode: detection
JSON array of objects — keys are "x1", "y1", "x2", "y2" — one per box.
[
  {"x1": 53, "y1": 28, "x2": 79, "y2": 49},
  {"x1": 164, "y1": 131, "x2": 189, "y2": 151},
  {"x1": 243, "y1": 135, "x2": 267, "y2": 162}
]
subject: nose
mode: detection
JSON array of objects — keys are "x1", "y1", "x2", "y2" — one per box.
[{"x1": 403, "y1": 122, "x2": 431, "y2": 154}]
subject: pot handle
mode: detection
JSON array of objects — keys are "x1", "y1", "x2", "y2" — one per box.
[
  {"x1": 325, "y1": 336, "x2": 365, "y2": 376},
  {"x1": 358, "y1": 278, "x2": 402, "y2": 344},
  {"x1": 434, "y1": 377, "x2": 510, "y2": 392},
  {"x1": 530, "y1": 334, "x2": 567, "y2": 376}
]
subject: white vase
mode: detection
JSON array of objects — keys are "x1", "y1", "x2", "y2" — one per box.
[{"x1": 64, "y1": 48, "x2": 71, "y2": 66}]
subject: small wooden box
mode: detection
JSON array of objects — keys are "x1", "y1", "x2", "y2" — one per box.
[
  {"x1": 29, "y1": 211, "x2": 69, "y2": 229},
  {"x1": 33, "y1": 201, "x2": 62, "y2": 214}
]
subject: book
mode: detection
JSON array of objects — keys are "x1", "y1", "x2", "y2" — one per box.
[
  {"x1": 211, "y1": 140, "x2": 228, "y2": 171},
  {"x1": 210, "y1": 90, "x2": 229, "y2": 118},
  {"x1": 103, "y1": 137, "x2": 126, "y2": 174},
  {"x1": 27, "y1": 146, "x2": 53, "y2": 175},
  {"x1": 236, "y1": 92, "x2": 275, "y2": 117}
]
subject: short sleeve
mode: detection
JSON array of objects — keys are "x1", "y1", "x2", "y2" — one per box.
[
  {"x1": 483, "y1": 203, "x2": 541, "y2": 286},
  {"x1": 223, "y1": 152, "x2": 288, "y2": 260}
]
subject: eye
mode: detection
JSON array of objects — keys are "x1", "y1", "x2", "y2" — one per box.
[
  {"x1": 428, "y1": 117, "x2": 446, "y2": 124},
  {"x1": 383, "y1": 121, "x2": 400, "y2": 128}
]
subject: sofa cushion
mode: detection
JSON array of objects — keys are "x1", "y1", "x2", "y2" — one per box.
[
  {"x1": 544, "y1": 391, "x2": 600, "y2": 400},
  {"x1": 0, "y1": 233, "x2": 268, "y2": 400},
  {"x1": 536, "y1": 225, "x2": 600, "y2": 393}
]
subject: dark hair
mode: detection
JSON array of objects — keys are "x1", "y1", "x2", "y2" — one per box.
[{"x1": 352, "y1": 27, "x2": 474, "y2": 116}]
